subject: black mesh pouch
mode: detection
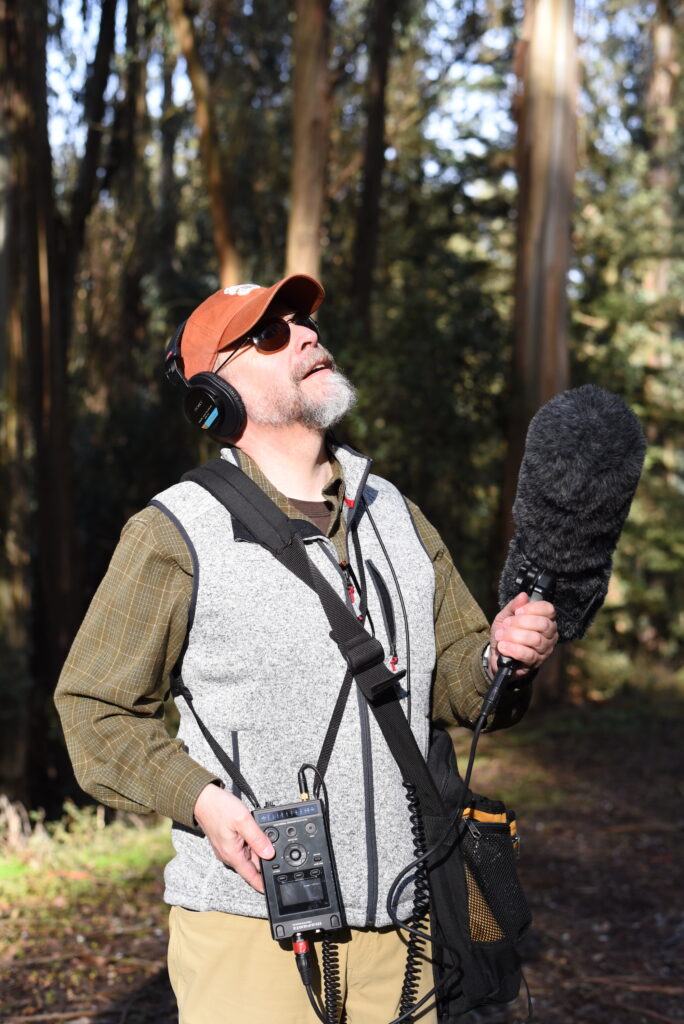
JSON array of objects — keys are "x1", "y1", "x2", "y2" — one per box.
[{"x1": 424, "y1": 727, "x2": 532, "y2": 1018}]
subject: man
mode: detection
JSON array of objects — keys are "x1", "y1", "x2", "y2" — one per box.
[{"x1": 55, "y1": 274, "x2": 557, "y2": 1024}]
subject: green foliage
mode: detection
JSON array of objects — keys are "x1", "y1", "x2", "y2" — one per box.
[
  {"x1": 568, "y1": 0, "x2": 684, "y2": 684},
  {"x1": 0, "y1": 800, "x2": 172, "y2": 901}
]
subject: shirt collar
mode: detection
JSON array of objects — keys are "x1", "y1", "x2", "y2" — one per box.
[{"x1": 220, "y1": 445, "x2": 346, "y2": 537}]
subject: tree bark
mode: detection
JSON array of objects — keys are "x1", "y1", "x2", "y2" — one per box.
[
  {"x1": 167, "y1": 0, "x2": 241, "y2": 286},
  {"x1": 351, "y1": 0, "x2": 399, "y2": 335},
  {"x1": 512, "y1": 0, "x2": 575, "y2": 433},
  {"x1": 503, "y1": 0, "x2": 577, "y2": 700},
  {"x1": 285, "y1": 0, "x2": 331, "y2": 280},
  {"x1": 0, "y1": 0, "x2": 118, "y2": 805},
  {"x1": 0, "y1": 0, "x2": 32, "y2": 801},
  {"x1": 643, "y1": 1, "x2": 677, "y2": 299}
]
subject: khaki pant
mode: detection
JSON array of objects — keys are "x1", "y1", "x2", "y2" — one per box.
[{"x1": 168, "y1": 907, "x2": 438, "y2": 1024}]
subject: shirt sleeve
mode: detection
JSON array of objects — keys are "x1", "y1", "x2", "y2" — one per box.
[
  {"x1": 54, "y1": 505, "x2": 221, "y2": 828},
  {"x1": 405, "y1": 498, "x2": 532, "y2": 732}
]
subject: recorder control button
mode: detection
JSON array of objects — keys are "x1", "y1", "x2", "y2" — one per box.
[
  {"x1": 264, "y1": 827, "x2": 279, "y2": 843},
  {"x1": 331, "y1": 915, "x2": 340, "y2": 928},
  {"x1": 313, "y1": 853, "x2": 322, "y2": 863},
  {"x1": 284, "y1": 843, "x2": 307, "y2": 867},
  {"x1": 275, "y1": 925, "x2": 285, "y2": 938},
  {"x1": 305, "y1": 822, "x2": 317, "y2": 836},
  {"x1": 286, "y1": 826, "x2": 297, "y2": 838}
]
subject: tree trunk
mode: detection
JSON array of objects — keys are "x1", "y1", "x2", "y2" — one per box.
[
  {"x1": 512, "y1": 0, "x2": 575, "y2": 430},
  {"x1": 285, "y1": 0, "x2": 331, "y2": 280},
  {"x1": 0, "y1": 0, "x2": 32, "y2": 800},
  {"x1": 503, "y1": 0, "x2": 577, "y2": 701},
  {"x1": 351, "y1": 0, "x2": 398, "y2": 335},
  {"x1": 1, "y1": 0, "x2": 59, "y2": 801},
  {"x1": 643, "y1": 1, "x2": 677, "y2": 299},
  {"x1": 159, "y1": 31, "x2": 180, "y2": 258},
  {"x1": 167, "y1": 0, "x2": 241, "y2": 286},
  {"x1": 0, "y1": 0, "x2": 118, "y2": 806}
]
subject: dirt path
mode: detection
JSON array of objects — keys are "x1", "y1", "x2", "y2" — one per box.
[{"x1": 2, "y1": 691, "x2": 682, "y2": 1023}]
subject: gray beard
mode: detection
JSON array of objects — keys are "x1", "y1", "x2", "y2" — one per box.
[{"x1": 244, "y1": 368, "x2": 357, "y2": 430}]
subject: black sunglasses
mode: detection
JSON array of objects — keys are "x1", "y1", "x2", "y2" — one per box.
[
  {"x1": 216, "y1": 313, "x2": 319, "y2": 373},
  {"x1": 247, "y1": 312, "x2": 319, "y2": 351}
]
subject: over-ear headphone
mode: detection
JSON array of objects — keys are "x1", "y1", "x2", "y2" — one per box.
[{"x1": 163, "y1": 319, "x2": 246, "y2": 439}]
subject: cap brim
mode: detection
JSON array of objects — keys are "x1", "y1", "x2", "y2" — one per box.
[{"x1": 217, "y1": 274, "x2": 325, "y2": 350}]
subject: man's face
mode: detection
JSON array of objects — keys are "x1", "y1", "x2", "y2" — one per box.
[{"x1": 214, "y1": 308, "x2": 356, "y2": 430}]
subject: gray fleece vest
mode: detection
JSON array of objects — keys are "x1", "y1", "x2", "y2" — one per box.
[{"x1": 153, "y1": 444, "x2": 436, "y2": 928}]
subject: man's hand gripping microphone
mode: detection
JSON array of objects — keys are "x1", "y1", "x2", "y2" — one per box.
[{"x1": 480, "y1": 564, "x2": 556, "y2": 721}]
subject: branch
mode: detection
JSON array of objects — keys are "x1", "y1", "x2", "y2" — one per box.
[{"x1": 166, "y1": 0, "x2": 240, "y2": 283}]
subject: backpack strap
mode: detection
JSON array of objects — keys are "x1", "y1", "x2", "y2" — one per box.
[{"x1": 183, "y1": 458, "x2": 447, "y2": 819}]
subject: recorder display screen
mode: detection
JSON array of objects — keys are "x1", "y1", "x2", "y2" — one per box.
[{"x1": 275, "y1": 871, "x2": 329, "y2": 915}]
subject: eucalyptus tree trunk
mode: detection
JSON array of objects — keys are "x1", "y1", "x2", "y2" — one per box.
[
  {"x1": 512, "y1": 0, "x2": 575, "y2": 428},
  {"x1": 351, "y1": 0, "x2": 399, "y2": 336},
  {"x1": 285, "y1": 0, "x2": 331, "y2": 280},
  {"x1": 1, "y1": 0, "x2": 71, "y2": 801},
  {"x1": 503, "y1": 0, "x2": 577, "y2": 699},
  {"x1": 0, "y1": 0, "x2": 32, "y2": 801},
  {"x1": 167, "y1": 0, "x2": 241, "y2": 286},
  {"x1": 0, "y1": 0, "x2": 118, "y2": 805},
  {"x1": 642, "y1": 3, "x2": 680, "y2": 505},
  {"x1": 643, "y1": 1, "x2": 678, "y2": 299}
]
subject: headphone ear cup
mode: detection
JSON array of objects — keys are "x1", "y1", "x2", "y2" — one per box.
[{"x1": 183, "y1": 372, "x2": 246, "y2": 439}]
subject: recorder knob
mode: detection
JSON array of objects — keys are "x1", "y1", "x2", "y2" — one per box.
[{"x1": 284, "y1": 843, "x2": 308, "y2": 867}]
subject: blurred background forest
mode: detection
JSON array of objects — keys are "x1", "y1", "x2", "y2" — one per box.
[{"x1": 1, "y1": 0, "x2": 683, "y2": 819}]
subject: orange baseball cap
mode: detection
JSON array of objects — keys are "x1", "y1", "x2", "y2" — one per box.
[{"x1": 178, "y1": 274, "x2": 325, "y2": 379}]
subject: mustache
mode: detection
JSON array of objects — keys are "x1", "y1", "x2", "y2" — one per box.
[{"x1": 292, "y1": 348, "x2": 337, "y2": 383}]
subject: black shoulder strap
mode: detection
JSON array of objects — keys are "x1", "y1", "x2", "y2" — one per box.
[
  {"x1": 184, "y1": 458, "x2": 446, "y2": 819},
  {"x1": 184, "y1": 457, "x2": 294, "y2": 554},
  {"x1": 170, "y1": 671, "x2": 260, "y2": 809}
]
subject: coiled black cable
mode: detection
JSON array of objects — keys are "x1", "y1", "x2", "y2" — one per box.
[
  {"x1": 398, "y1": 782, "x2": 431, "y2": 1018},
  {"x1": 321, "y1": 936, "x2": 342, "y2": 1024}
]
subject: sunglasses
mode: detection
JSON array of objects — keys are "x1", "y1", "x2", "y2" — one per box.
[{"x1": 217, "y1": 313, "x2": 319, "y2": 372}]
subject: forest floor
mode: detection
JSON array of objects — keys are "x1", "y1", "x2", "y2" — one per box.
[{"x1": 1, "y1": 686, "x2": 683, "y2": 1024}]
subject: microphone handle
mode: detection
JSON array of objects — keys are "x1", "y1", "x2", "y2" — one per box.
[{"x1": 479, "y1": 567, "x2": 556, "y2": 720}]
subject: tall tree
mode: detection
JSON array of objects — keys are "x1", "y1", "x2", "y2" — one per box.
[
  {"x1": 285, "y1": 0, "x2": 332, "y2": 279},
  {"x1": 503, "y1": 0, "x2": 577, "y2": 697},
  {"x1": 0, "y1": 0, "x2": 118, "y2": 805},
  {"x1": 643, "y1": 0, "x2": 678, "y2": 299},
  {"x1": 512, "y1": 0, "x2": 576, "y2": 434},
  {"x1": 0, "y1": 0, "x2": 32, "y2": 802},
  {"x1": 167, "y1": 0, "x2": 242, "y2": 285},
  {"x1": 351, "y1": 0, "x2": 400, "y2": 335}
]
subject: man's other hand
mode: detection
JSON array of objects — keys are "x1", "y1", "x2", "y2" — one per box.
[
  {"x1": 193, "y1": 784, "x2": 275, "y2": 893},
  {"x1": 488, "y1": 592, "x2": 558, "y2": 678}
]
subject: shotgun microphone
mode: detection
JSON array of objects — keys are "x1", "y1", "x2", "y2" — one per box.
[
  {"x1": 479, "y1": 385, "x2": 646, "y2": 721},
  {"x1": 498, "y1": 383, "x2": 647, "y2": 642}
]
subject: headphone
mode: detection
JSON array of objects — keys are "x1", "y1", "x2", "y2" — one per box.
[{"x1": 163, "y1": 319, "x2": 246, "y2": 439}]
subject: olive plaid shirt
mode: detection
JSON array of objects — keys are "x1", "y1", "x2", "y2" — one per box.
[{"x1": 55, "y1": 450, "x2": 531, "y2": 829}]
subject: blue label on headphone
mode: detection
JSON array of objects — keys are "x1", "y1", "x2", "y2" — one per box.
[{"x1": 202, "y1": 408, "x2": 219, "y2": 429}]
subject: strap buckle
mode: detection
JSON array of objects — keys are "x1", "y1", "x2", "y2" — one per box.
[{"x1": 329, "y1": 631, "x2": 406, "y2": 699}]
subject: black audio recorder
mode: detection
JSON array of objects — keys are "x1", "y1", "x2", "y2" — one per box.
[{"x1": 253, "y1": 798, "x2": 344, "y2": 940}]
